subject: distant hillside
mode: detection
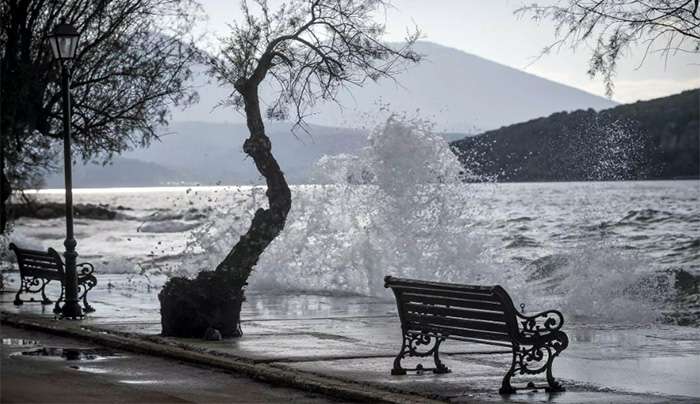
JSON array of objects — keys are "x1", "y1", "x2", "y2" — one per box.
[
  {"x1": 450, "y1": 90, "x2": 699, "y2": 181},
  {"x1": 45, "y1": 158, "x2": 185, "y2": 188},
  {"x1": 176, "y1": 41, "x2": 617, "y2": 132},
  {"x1": 44, "y1": 122, "x2": 368, "y2": 187}
]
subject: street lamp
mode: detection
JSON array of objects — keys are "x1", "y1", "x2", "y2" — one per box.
[{"x1": 48, "y1": 20, "x2": 82, "y2": 319}]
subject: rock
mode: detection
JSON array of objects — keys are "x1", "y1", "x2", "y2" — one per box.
[
  {"x1": 204, "y1": 327, "x2": 222, "y2": 341},
  {"x1": 13, "y1": 202, "x2": 117, "y2": 220}
]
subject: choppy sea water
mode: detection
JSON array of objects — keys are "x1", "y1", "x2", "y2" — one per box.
[
  {"x1": 3, "y1": 117, "x2": 700, "y2": 327},
  {"x1": 4, "y1": 180, "x2": 699, "y2": 326}
]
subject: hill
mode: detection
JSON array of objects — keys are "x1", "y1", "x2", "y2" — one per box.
[
  {"x1": 45, "y1": 122, "x2": 368, "y2": 187},
  {"x1": 450, "y1": 90, "x2": 699, "y2": 181},
  {"x1": 174, "y1": 41, "x2": 617, "y2": 133},
  {"x1": 45, "y1": 158, "x2": 185, "y2": 188}
]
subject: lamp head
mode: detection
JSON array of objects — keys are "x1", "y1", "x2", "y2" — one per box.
[{"x1": 48, "y1": 20, "x2": 80, "y2": 61}]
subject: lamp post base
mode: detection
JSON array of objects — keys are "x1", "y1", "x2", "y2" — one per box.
[{"x1": 60, "y1": 300, "x2": 83, "y2": 319}]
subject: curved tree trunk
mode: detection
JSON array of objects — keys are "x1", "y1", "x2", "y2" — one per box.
[
  {"x1": 215, "y1": 81, "x2": 292, "y2": 281},
  {"x1": 159, "y1": 77, "x2": 291, "y2": 338}
]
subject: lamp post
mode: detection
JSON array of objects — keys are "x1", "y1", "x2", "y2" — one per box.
[{"x1": 48, "y1": 20, "x2": 82, "y2": 319}]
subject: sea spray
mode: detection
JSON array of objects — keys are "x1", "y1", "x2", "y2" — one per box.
[
  {"x1": 251, "y1": 115, "x2": 508, "y2": 295},
  {"x1": 174, "y1": 114, "x2": 682, "y2": 324},
  {"x1": 5, "y1": 114, "x2": 688, "y2": 325}
]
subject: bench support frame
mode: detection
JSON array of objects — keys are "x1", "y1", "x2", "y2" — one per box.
[
  {"x1": 385, "y1": 276, "x2": 568, "y2": 395},
  {"x1": 392, "y1": 331, "x2": 450, "y2": 375},
  {"x1": 14, "y1": 276, "x2": 52, "y2": 306},
  {"x1": 500, "y1": 334, "x2": 567, "y2": 394}
]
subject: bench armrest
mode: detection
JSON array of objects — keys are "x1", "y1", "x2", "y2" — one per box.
[
  {"x1": 515, "y1": 309, "x2": 565, "y2": 334},
  {"x1": 77, "y1": 262, "x2": 95, "y2": 277}
]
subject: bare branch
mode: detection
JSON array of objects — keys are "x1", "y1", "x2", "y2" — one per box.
[{"x1": 517, "y1": 0, "x2": 700, "y2": 96}]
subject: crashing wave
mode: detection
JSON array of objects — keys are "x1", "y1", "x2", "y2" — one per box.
[{"x1": 177, "y1": 114, "x2": 691, "y2": 325}]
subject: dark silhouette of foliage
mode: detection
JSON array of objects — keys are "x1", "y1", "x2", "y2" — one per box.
[
  {"x1": 0, "y1": 0, "x2": 200, "y2": 233},
  {"x1": 159, "y1": 0, "x2": 420, "y2": 338},
  {"x1": 451, "y1": 89, "x2": 699, "y2": 182},
  {"x1": 517, "y1": 1, "x2": 700, "y2": 96}
]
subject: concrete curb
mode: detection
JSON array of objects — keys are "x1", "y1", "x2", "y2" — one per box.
[{"x1": 1, "y1": 311, "x2": 447, "y2": 404}]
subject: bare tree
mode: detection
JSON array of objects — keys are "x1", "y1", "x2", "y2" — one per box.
[
  {"x1": 159, "y1": 0, "x2": 420, "y2": 338},
  {"x1": 0, "y1": 0, "x2": 200, "y2": 233},
  {"x1": 517, "y1": 0, "x2": 700, "y2": 96}
]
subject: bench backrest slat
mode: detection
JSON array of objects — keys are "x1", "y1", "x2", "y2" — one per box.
[
  {"x1": 19, "y1": 255, "x2": 62, "y2": 267},
  {"x1": 403, "y1": 303, "x2": 507, "y2": 323},
  {"x1": 384, "y1": 277, "x2": 494, "y2": 293},
  {"x1": 401, "y1": 293, "x2": 504, "y2": 312},
  {"x1": 404, "y1": 313, "x2": 509, "y2": 335},
  {"x1": 385, "y1": 276, "x2": 519, "y2": 344},
  {"x1": 390, "y1": 285, "x2": 501, "y2": 302},
  {"x1": 10, "y1": 243, "x2": 64, "y2": 276}
]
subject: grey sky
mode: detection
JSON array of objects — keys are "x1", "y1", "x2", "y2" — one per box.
[{"x1": 196, "y1": 0, "x2": 699, "y2": 103}]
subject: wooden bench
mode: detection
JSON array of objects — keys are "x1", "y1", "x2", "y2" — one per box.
[
  {"x1": 10, "y1": 243, "x2": 97, "y2": 314},
  {"x1": 385, "y1": 276, "x2": 568, "y2": 394}
]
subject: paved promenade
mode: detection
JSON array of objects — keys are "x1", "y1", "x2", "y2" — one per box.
[{"x1": 2, "y1": 273, "x2": 699, "y2": 403}]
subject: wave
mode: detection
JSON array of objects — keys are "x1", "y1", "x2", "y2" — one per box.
[
  {"x1": 137, "y1": 220, "x2": 201, "y2": 233},
  {"x1": 504, "y1": 234, "x2": 541, "y2": 249},
  {"x1": 615, "y1": 209, "x2": 700, "y2": 226},
  {"x1": 178, "y1": 116, "x2": 691, "y2": 326}
]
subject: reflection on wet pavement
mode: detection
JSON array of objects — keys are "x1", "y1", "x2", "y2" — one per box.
[
  {"x1": 2, "y1": 273, "x2": 700, "y2": 402},
  {"x1": 18, "y1": 347, "x2": 120, "y2": 361},
  {"x1": 2, "y1": 338, "x2": 40, "y2": 347}
]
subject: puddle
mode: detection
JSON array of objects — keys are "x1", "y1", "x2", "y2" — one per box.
[
  {"x1": 2, "y1": 338, "x2": 41, "y2": 347},
  {"x1": 73, "y1": 366, "x2": 110, "y2": 374},
  {"x1": 16, "y1": 347, "x2": 119, "y2": 361},
  {"x1": 120, "y1": 380, "x2": 160, "y2": 385}
]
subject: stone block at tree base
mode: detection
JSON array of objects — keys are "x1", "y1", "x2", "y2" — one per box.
[{"x1": 159, "y1": 271, "x2": 245, "y2": 338}]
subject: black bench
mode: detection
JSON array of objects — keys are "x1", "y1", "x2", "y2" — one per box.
[
  {"x1": 10, "y1": 243, "x2": 97, "y2": 314},
  {"x1": 385, "y1": 276, "x2": 568, "y2": 394}
]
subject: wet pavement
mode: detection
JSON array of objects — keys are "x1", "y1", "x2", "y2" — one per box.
[
  {"x1": 2, "y1": 273, "x2": 700, "y2": 403},
  {"x1": 1, "y1": 324, "x2": 348, "y2": 403}
]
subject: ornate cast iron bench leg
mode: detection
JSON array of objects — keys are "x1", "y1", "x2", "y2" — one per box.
[
  {"x1": 391, "y1": 334, "x2": 409, "y2": 375},
  {"x1": 500, "y1": 346, "x2": 518, "y2": 394},
  {"x1": 78, "y1": 275, "x2": 97, "y2": 313},
  {"x1": 500, "y1": 333, "x2": 568, "y2": 394},
  {"x1": 40, "y1": 280, "x2": 52, "y2": 305},
  {"x1": 13, "y1": 279, "x2": 24, "y2": 306},
  {"x1": 77, "y1": 263, "x2": 97, "y2": 313},
  {"x1": 432, "y1": 338, "x2": 450, "y2": 374},
  {"x1": 53, "y1": 284, "x2": 64, "y2": 314},
  {"x1": 14, "y1": 276, "x2": 52, "y2": 306},
  {"x1": 391, "y1": 332, "x2": 450, "y2": 376}
]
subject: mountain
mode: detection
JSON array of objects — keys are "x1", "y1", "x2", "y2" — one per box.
[
  {"x1": 450, "y1": 90, "x2": 700, "y2": 181},
  {"x1": 173, "y1": 41, "x2": 617, "y2": 133},
  {"x1": 44, "y1": 42, "x2": 623, "y2": 188},
  {"x1": 44, "y1": 122, "x2": 368, "y2": 187}
]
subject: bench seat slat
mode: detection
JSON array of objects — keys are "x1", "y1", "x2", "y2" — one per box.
[
  {"x1": 404, "y1": 303, "x2": 507, "y2": 322},
  {"x1": 401, "y1": 293, "x2": 505, "y2": 312},
  {"x1": 22, "y1": 268, "x2": 63, "y2": 280},
  {"x1": 391, "y1": 285, "x2": 501, "y2": 302},
  {"x1": 409, "y1": 323, "x2": 513, "y2": 342},
  {"x1": 404, "y1": 313, "x2": 509, "y2": 334}
]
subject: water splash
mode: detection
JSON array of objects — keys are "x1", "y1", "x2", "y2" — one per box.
[{"x1": 169, "y1": 115, "x2": 684, "y2": 324}]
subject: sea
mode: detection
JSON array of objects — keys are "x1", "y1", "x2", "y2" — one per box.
[{"x1": 3, "y1": 117, "x2": 699, "y2": 327}]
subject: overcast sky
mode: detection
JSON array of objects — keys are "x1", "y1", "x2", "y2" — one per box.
[{"x1": 196, "y1": 0, "x2": 699, "y2": 104}]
